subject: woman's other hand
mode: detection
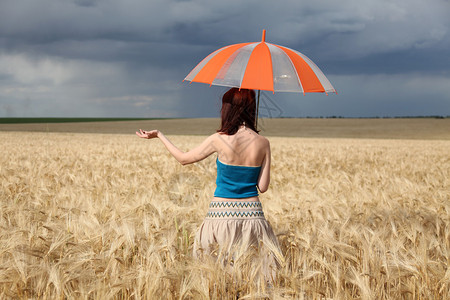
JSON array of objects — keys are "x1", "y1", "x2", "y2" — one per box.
[{"x1": 136, "y1": 129, "x2": 159, "y2": 139}]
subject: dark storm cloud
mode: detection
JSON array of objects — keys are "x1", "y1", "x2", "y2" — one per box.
[
  {"x1": 0, "y1": 0, "x2": 449, "y2": 117},
  {"x1": 2, "y1": 0, "x2": 449, "y2": 70},
  {"x1": 325, "y1": 48, "x2": 450, "y2": 75}
]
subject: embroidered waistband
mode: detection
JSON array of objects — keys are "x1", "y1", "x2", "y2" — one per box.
[
  {"x1": 209, "y1": 201, "x2": 263, "y2": 209},
  {"x1": 206, "y1": 200, "x2": 265, "y2": 219}
]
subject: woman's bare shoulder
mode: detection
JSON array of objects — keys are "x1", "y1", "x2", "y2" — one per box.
[
  {"x1": 208, "y1": 132, "x2": 222, "y2": 140},
  {"x1": 256, "y1": 134, "x2": 270, "y2": 146},
  {"x1": 206, "y1": 132, "x2": 224, "y2": 145}
]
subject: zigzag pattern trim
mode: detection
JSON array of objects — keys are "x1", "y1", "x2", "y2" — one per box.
[
  {"x1": 209, "y1": 201, "x2": 262, "y2": 209},
  {"x1": 206, "y1": 211, "x2": 265, "y2": 218}
]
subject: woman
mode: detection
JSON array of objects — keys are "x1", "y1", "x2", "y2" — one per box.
[{"x1": 136, "y1": 88, "x2": 280, "y2": 277}]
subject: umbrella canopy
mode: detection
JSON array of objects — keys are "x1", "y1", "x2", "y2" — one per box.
[{"x1": 184, "y1": 30, "x2": 336, "y2": 95}]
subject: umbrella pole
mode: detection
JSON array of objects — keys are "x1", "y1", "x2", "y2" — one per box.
[{"x1": 256, "y1": 90, "x2": 260, "y2": 130}]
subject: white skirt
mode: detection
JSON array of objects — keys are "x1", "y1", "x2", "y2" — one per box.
[{"x1": 193, "y1": 199, "x2": 282, "y2": 280}]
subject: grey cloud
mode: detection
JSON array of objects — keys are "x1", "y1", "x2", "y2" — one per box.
[
  {"x1": 2, "y1": 0, "x2": 449, "y2": 63},
  {"x1": 0, "y1": 0, "x2": 449, "y2": 118}
]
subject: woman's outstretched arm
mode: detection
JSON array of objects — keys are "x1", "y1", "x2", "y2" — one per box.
[{"x1": 136, "y1": 129, "x2": 217, "y2": 165}]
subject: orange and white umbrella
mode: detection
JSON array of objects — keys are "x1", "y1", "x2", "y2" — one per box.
[{"x1": 184, "y1": 30, "x2": 336, "y2": 95}]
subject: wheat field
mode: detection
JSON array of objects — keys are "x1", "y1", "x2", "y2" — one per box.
[{"x1": 0, "y1": 131, "x2": 449, "y2": 299}]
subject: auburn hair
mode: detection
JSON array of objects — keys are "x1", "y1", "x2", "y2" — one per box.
[{"x1": 217, "y1": 88, "x2": 259, "y2": 135}]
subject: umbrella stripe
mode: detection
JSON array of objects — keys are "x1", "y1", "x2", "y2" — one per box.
[
  {"x1": 291, "y1": 48, "x2": 336, "y2": 93},
  {"x1": 289, "y1": 47, "x2": 335, "y2": 93},
  {"x1": 184, "y1": 44, "x2": 230, "y2": 83},
  {"x1": 241, "y1": 42, "x2": 274, "y2": 92},
  {"x1": 274, "y1": 45, "x2": 325, "y2": 93},
  {"x1": 184, "y1": 46, "x2": 224, "y2": 82},
  {"x1": 212, "y1": 43, "x2": 258, "y2": 88},
  {"x1": 189, "y1": 43, "x2": 252, "y2": 85},
  {"x1": 266, "y1": 43, "x2": 304, "y2": 93}
]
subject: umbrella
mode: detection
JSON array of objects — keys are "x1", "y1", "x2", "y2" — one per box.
[{"x1": 183, "y1": 30, "x2": 336, "y2": 128}]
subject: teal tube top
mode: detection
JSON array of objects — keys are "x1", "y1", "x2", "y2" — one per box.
[{"x1": 214, "y1": 158, "x2": 262, "y2": 199}]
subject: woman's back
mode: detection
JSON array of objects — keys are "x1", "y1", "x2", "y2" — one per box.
[{"x1": 215, "y1": 127, "x2": 269, "y2": 167}]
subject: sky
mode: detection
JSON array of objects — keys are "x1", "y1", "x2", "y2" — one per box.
[{"x1": 0, "y1": 0, "x2": 449, "y2": 118}]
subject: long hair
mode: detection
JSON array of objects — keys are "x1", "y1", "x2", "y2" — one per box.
[{"x1": 217, "y1": 88, "x2": 259, "y2": 135}]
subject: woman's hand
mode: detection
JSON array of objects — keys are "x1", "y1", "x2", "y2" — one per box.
[{"x1": 136, "y1": 129, "x2": 159, "y2": 139}]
